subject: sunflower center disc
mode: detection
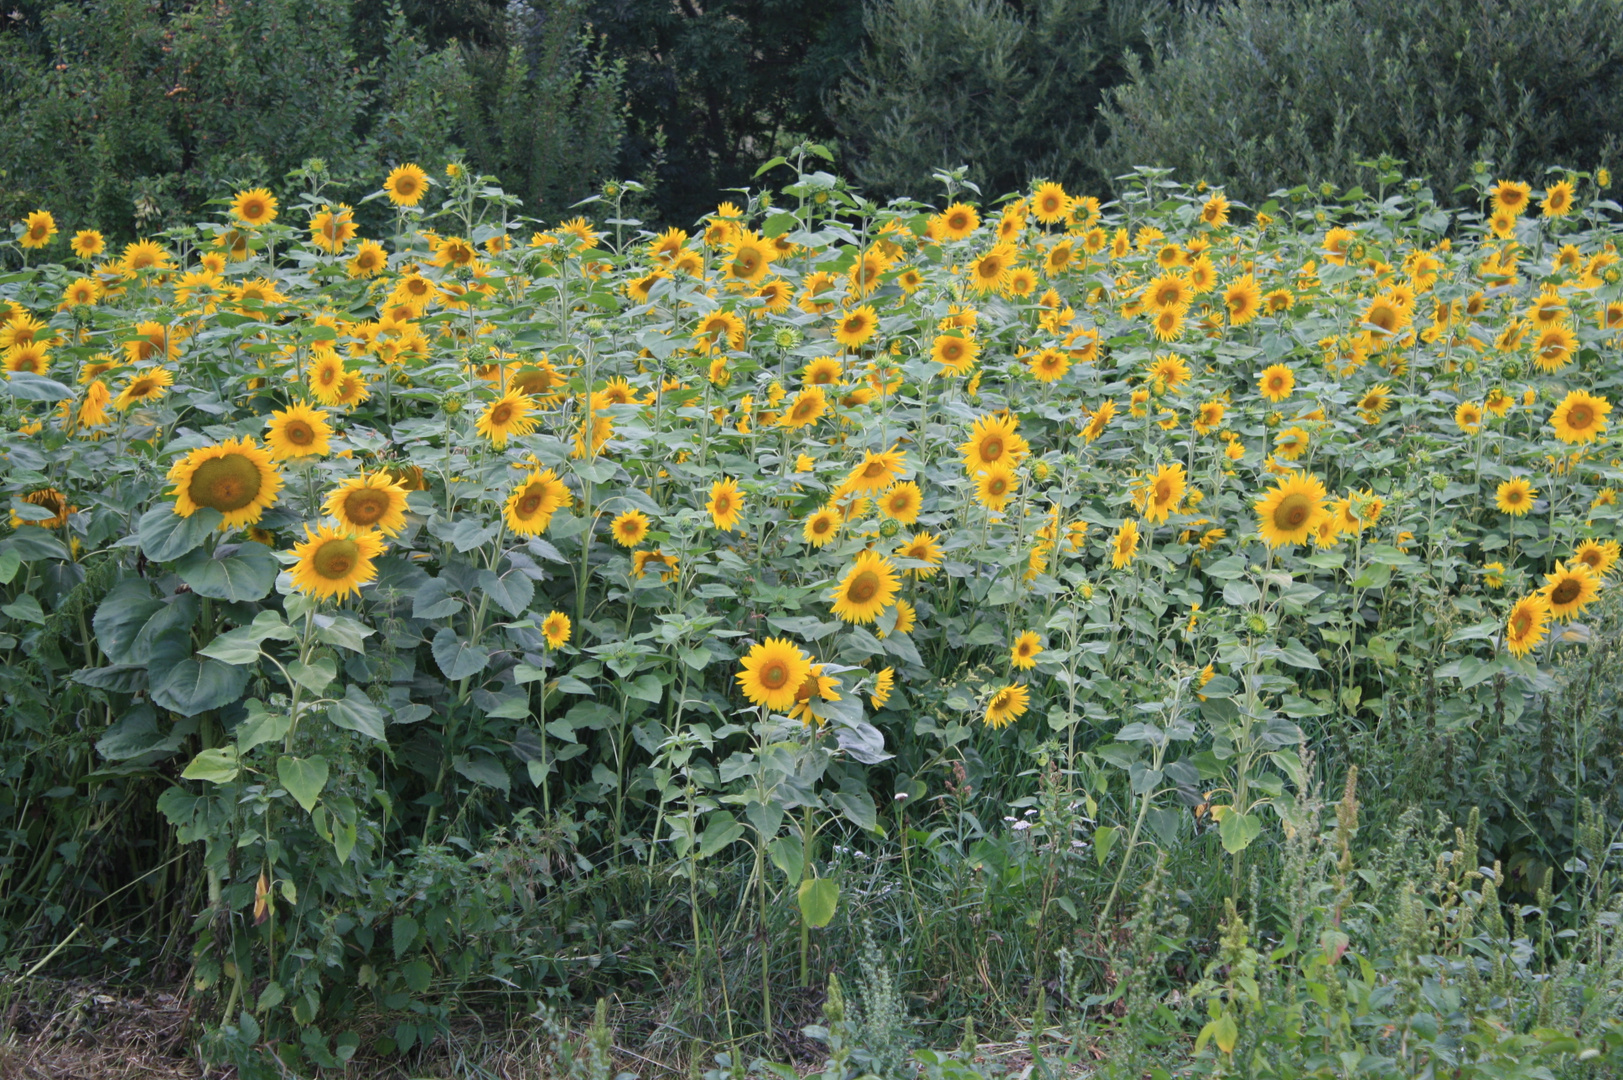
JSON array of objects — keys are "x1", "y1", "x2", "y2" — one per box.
[
  {"x1": 344, "y1": 491, "x2": 388, "y2": 524},
  {"x1": 313, "y1": 539, "x2": 359, "y2": 580},
  {"x1": 849, "y1": 572, "x2": 879, "y2": 603},
  {"x1": 190, "y1": 454, "x2": 263, "y2": 512},
  {"x1": 1552, "y1": 580, "x2": 1581, "y2": 605}
]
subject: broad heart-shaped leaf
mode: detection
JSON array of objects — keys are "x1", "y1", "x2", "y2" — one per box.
[
  {"x1": 328, "y1": 685, "x2": 387, "y2": 741},
  {"x1": 147, "y1": 633, "x2": 249, "y2": 717},
  {"x1": 287, "y1": 656, "x2": 337, "y2": 694},
  {"x1": 429, "y1": 517, "x2": 498, "y2": 553},
  {"x1": 1218, "y1": 808, "x2": 1263, "y2": 855},
  {"x1": 277, "y1": 754, "x2": 328, "y2": 812},
  {"x1": 181, "y1": 746, "x2": 240, "y2": 784},
  {"x1": 476, "y1": 568, "x2": 534, "y2": 618},
  {"x1": 432, "y1": 626, "x2": 489, "y2": 681},
  {"x1": 797, "y1": 877, "x2": 840, "y2": 929},
  {"x1": 452, "y1": 753, "x2": 510, "y2": 794},
  {"x1": 96, "y1": 705, "x2": 193, "y2": 762},
  {"x1": 235, "y1": 701, "x2": 291, "y2": 754},
  {"x1": 175, "y1": 542, "x2": 277, "y2": 601},
  {"x1": 93, "y1": 580, "x2": 164, "y2": 666},
  {"x1": 137, "y1": 505, "x2": 223, "y2": 563}
]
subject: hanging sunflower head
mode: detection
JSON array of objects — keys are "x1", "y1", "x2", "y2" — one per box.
[{"x1": 167, "y1": 437, "x2": 282, "y2": 529}]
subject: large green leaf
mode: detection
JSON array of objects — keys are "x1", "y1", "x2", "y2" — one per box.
[
  {"x1": 182, "y1": 746, "x2": 241, "y2": 784},
  {"x1": 147, "y1": 631, "x2": 249, "y2": 717},
  {"x1": 93, "y1": 580, "x2": 164, "y2": 666},
  {"x1": 137, "y1": 505, "x2": 222, "y2": 563},
  {"x1": 328, "y1": 685, "x2": 387, "y2": 741},
  {"x1": 96, "y1": 705, "x2": 193, "y2": 762},
  {"x1": 432, "y1": 627, "x2": 489, "y2": 680},
  {"x1": 797, "y1": 877, "x2": 840, "y2": 928},
  {"x1": 175, "y1": 541, "x2": 278, "y2": 601},
  {"x1": 277, "y1": 755, "x2": 328, "y2": 812}
]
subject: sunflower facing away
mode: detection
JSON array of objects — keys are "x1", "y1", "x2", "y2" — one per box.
[
  {"x1": 869, "y1": 667, "x2": 896, "y2": 710},
  {"x1": 830, "y1": 550, "x2": 900, "y2": 624},
  {"x1": 736, "y1": 637, "x2": 814, "y2": 711},
  {"x1": 289, "y1": 523, "x2": 385, "y2": 601},
  {"x1": 324, "y1": 473, "x2": 410, "y2": 536},
  {"x1": 984, "y1": 683, "x2": 1030, "y2": 729},
  {"x1": 264, "y1": 402, "x2": 333, "y2": 461},
  {"x1": 168, "y1": 437, "x2": 282, "y2": 529},
  {"x1": 1254, "y1": 471, "x2": 1328, "y2": 548}
]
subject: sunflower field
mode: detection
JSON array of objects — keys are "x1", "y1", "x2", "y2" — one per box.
[{"x1": 8, "y1": 155, "x2": 1623, "y2": 1077}]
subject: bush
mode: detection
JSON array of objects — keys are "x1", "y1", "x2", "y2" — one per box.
[{"x1": 1101, "y1": 0, "x2": 1623, "y2": 205}]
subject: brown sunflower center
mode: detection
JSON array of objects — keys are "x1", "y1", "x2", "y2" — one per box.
[
  {"x1": 759, "y1": 659, "x2": 791, "y2": 690},
  {"x1": 489, "y1": 403, "x2": 513, "y2": 427},
  {"x1": 516, "y1": 490, "x2": 545, "y2": 517},
  {"x1": 284, "y1": 420, "x2": 314, "y2": 446},
  {"x1": 986, "y1": 477, "x2": 1009, "y2": 497},
  {"x1": 979, "y1": 436, "x2": 1004, "y2": 462},
  {"x1": 1272, "y1": 493, "x2": 1313, "y2": 530},
  {"x1": 342, "y1": 490, "x2": 390, "y2": 525},
  {"x1": 1368, "y1": 305, "x2": 1398, "y2": 332},
  {"x1": 713, "y1": 495, "x2": 733, "y2": 515},
  {"x1": 1512, "y1": 610, "x2": 1534, "y2": 636},
  {"x1": 812, "y1": 518, "x2": 831, "y2": 535},
  {"x1": 847, "y1": 571, "x2": 881, "y2": 604},
  {"x1": 1155, "y1": 481, "x2": 1175, "y2": 505},
  {"x1": 1569, "y1": 406, "x2": 1594, "y2": 429},
  {"x1": 189, "y1": 453, "x2": 264, "y2": 512},
  {"x1": 312, "y1": 538, "x2": 359, "y2": 580},
  {"x1": 1551, "y1": 579, "x2": 1582, "y2": 605}
]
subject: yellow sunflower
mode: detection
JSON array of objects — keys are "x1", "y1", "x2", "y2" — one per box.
[
  {"x1": 230, "y1": 188, "x2": 278, "y2": 227},
  {"x1": 1010, "y1": 630, "x2": 1042, "y2": 670},
  {"x1": 1573, "y1": 540, "x2": 1621, "y2": 577},
  {"x1": 780, "y1": 386, "x2": 828, "y2": 429},
  {"x1": 1029, "y1": 347, "x2": 1070, "y2": 382},
  {"x1": 803, "y1": 506, "x2": 841, "y2": 547},
  {"x1": 1254, "y1": 471, "x2": 1328, "y2": 548},
  {"x1": 984, "y1": 683, "x2": 1030, "y2": 729},
  {"x1": 870, "y1": 667, "x2": 896, "y2": 709},
  {"x1": 611, "y1": 509, "x2": 650, "y2": 548},
  {"x1": 1495, "y1": 477, "x2": 1537, "y2": 516},
  {"x1": 973, "y1": 464, "x2": 1018, "y2": 512},
  {"x1": 1490, "y1": 180, "x2": 1532, "y2": 217},
  {"x1": 70, "y1": 229, "x2": 104, "y2": 259},
  {"x1": 265, "y1": 402, "x2": 333, "y2": 460},
  {"x1": 11, "y1": 487, "x2": 72, "y2": 528},
  {"x1": 20, "y1": 210, "x2": 57, "y2": 249},
  {"x1": 307, "y1": 349, "x2": 346, "y2": 406},
  {"x1": 167, "y1": 437, "x2": 282, "y2": 529},
  {"x1": 1454, "y1": 402, "x2": 1484, "y2": 434},
  {"x1": 1550, "y1": 390, "x2": 1610, "y2": 444},
  {"x1": 1531, "y1": 325, "x2": 1576, "y2": 373},
  {"x1": 895, "y1": 531, "x2": 943, "y2": 577},
  {"x1": 1258, "y1": 364, "x2": 1295, "y2": 402},
  {"x1": 1504, "y1": 593, "x2": 1551, "y2": 657},
  {"x1": 959, "y1": 413, "x2": 1029, "y2": 473},
  {"x1": 829, "y1": 550, "x2": 900, "y2": 624},
  {"x1": 113, "y1": 366, "x2": 173, "y2": 410},
  {"x1": 1543, "y1": 562, "x2": 1601, "y2": 621},
  {"x1": 1081, "y1": 400, "x2": 1115, "y2": 443},
  {"x1": 505, "y1": 469, "x2": 570, "y2": 536},
  {"x1": 736, "y1": 637, "x2": 814, "y2": 711},
  {"x1": 723, "y1": 233, "x2": 773, "y2": 284},
  {"x1": 879, "y1": 481, "x2": 923, "y2": 524},
  {"x1": 1223, "y1": 274, "x2": 1262, "y2": 325},
  {"x1": 833, "y1": 305, "x2": 879, "y2": 350},
  {"x1": 1110, "y1": 518, "x2": 1140, "y2": 568},
  {"x1": 937, "y1": 202, "x2": 980, "y2": 241},
  {"x1": 542, "y1": 611, "x2": 572, "y2": 649},
  {"x1": 932, "y1": 334, "x2": 979, "y2": 376},
  {"x1": 845, "y1": 447, "x2": 906, "y2": 493},
  {"x1": 289, "y1": 523, "x2": 385, "y2": 601},
  {"x1": 476, "y1": 390, "x2": 538, "y2": 448},
  {"x1": 384, "y1": 164, "x2": 430, "y2": 207},
  {"x1": 707, "y1": 477, "x2": 743, "y2": 531},
  {"x1": 324, "y1": 473, "x2": 410, "y2": 537},
  {"x1": 1143, "y1": 463, "x2": 1186, "y2": 524},
  {"x1": 1031, "y1": 182, "x2": 1070, "y2": 225}
]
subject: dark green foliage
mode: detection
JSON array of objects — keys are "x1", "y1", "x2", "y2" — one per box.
[
  {"x1": 831, "y1": 0, "x2": 1163, "y2": 202},
  {"x1": 1101, "y1": 0, "x2": 1623, "y2": 205},
  {"x1": 585, "y1": 0, "x2": 865, "y2": 224}
]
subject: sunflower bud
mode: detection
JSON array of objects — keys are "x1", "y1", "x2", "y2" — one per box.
[
  {"x1": 1502, "y1": 361, "x2": 1522, "y2": 380},
  {"x1": 774, "y1": 327, "x2": 802, "y2": 349},
  {"x1": 878, "y1": 518, "x2": 901, "y2": 539},
  {"x1": 443, "y1": 394, "x2": 465, "y2": 415},
  {"x1": 1247, "y1": 614, "x2": 1269, "y2": 634},
  {"x1": 1032, "y1": 461, "x2": 1051, "y2": 482},
  {"x1": 1431, "y1": 474, "x2": 1447, "y2": 491}
]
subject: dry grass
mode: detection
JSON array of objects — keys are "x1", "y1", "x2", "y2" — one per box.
[{"x1": 0, "y1": 977, "x2": 217, "y2": 1080}]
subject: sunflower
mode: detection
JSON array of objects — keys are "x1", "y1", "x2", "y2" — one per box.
[
  {"x1": 707, "y1": 477, "x2": 743, "y2": 531},
  {"x1": 631, "y1": 549, "x2": 679, "y2": 581},
  {"x1": 1144, "y1": 272, "x2": 1193, "y2": 311},
  {"x1": 736, "y1": 637, "x2": 814, "y2": 711},
  {"x1": 265, "y1": 402, "x2": 333, "y2": 460},
  {"x1": 1543, "y1": 562, "x2": 1601, "y2": 621},
  {"x1": 611, "y1": 509, "x2": 650, "y2": 548},
  {"x1": 984, "y1": 684, "x2": 1030, "y2": 729},
  {"x1": 845, "y1": 447, "x2": 906, "y2": 493},
  {"x1": 803, "y1": 507, "x2": 841, "y2": 547},
  {"x1": 505, "y1": 469, "x2": 569, "y2": 535},
  {"x1": 113, "y1": 366, "x2": 174, "y2": 410},
  {"x1": 1010, "y1": 630, "x2": 1042, "y2": 670},
  {"x1": 1200, "y1": 193, "x2": 1231, "y2": 227},
  {"x1": 12, "y1": 487, "x2": 72, "y2": 528},
  {"x1": 1357, "y1": 384, "x2": 1393, "y2": 422},
  {"x1": 974, "y1": 464, "x2": 1018, "y2": 512},
  {"x1": 870, "y1": 667, "x2": 896, "y2": 710},
  {"x1": 1110, "y1": 518, "x2": 1140, "y2": 568},
  {"x1": 1029, "y1": 348, "x2": 1070, "y2": 382},
  {"x1": 334, "y1": 372, "x2": 370, "y2": 409},
  {"x1": 1193, "y1": 399, "x2": 1226, "y2": 435},
  {"x1": 724, "y1": 233, "x2": 773, "y2": 284},
  {"x1": 1254, "y1": 471, "x2": 1328, "y2": 548},
  {"x1": 70, "y1": 229, "x2": 104, "y2": 259},
  {"x1": 60, "y1": 277, "x2": 100, "y2": 308},
  {"x1": 348, "y1": 240, "x2": 388, "y2": 278},
  {"x1": 833, "y1": 305, "x2": 879, "y2": 350},
  {"x1": 1143, "y1": 463, "x2": 1186, "y2": 524},
  {"x1": 307, "y1": 350, "x2": 346, "y2": 405},
  {"x1": 1575, "y1": 540, "x2": 1621, "y2": 577},
  {"x1": 889, "y1": 598, "x2": 917, "y2": 635},
  {"x1": 77, "y1": 379, "x2": 111, "y2": 429},
  {"x1": 829, "y1": 550, "x2": 900, "y2": 624},
  {"x1": 1258, "y1": 364, "x2": 1295, "y2": 402},
  {"x1": 1495, "y1": 477, "x2": 1537, "y2": 516},
  {"x1": 1491, "y1": 180, "x2": 1532, "y2": 216},
  {"x1": 1504, "y1": 593, "x2": 1551, "y2": 657},
  {"x1": 1550, "y1": 390, "x2": 1610, "y2": 444},
  {"x1": 1044, "y1": 241, "x2": 1074, "y2": 275},
  {"x1": 289, "y1": 523, "x2": 384, "y2": 601},
  {"x1": 959, "y1": 413, "x2": 1029, "y2": 473},
  {"x1": 384, "y1": 164, "x2": 430, "y2": 207},
  {"x1": 20, "y1": 210, "x2": 57, "y2": 249},
  {"x1": 3, "y1": 343, "x2": 48, "y2": 375},
  {"x1": 1031, "y1": 182, "x2": 1070, "y2": 225},
  {"x1": 932, "y1": 334, "x2": 979, "y2": 375},
  {"x1": 230, "y1": 188, "x2": 278, "y2": 227},
  {"x1": 510, "y1": 359, "x2": 568, "y2": 405},
  {"x1": 476, "y1": 390, "x2": 538, "y2": 448},
  {"x1": 309, "y1": 205, "x2": 357, "y2": 253},
  {"x1": 323, "y1": 473, "x2": 410, "y2": 537},
  {"x1": 880, "y1": 481, "x2": 923, "y2": 524},
  {"x1": 1224, "y1": 274, "x2": 1262, "y2": 325},
  {"x1": 848, "y1": 246, "x2": 892, "y2": 296},
  {"x1": 542, "y1": 611, "x2": 572, "y2": 649},
  {"x1": 1081, "y1": 400, "x2": 1115, "y2": 443},
  {"x1": 168, "y1": 437, "x2": 282, "y2": 529},
  {"x1": 780, "y1": 386, "x2": 828, "y2": 429},
  {"x1": 1273, "y1": 426, "x2": 1310, "y2": 460},
  {"x1": 120, "y1": 239, "x2": 172, "y2": 273},
  {"x1": 1531, "y1": 325, "x2": 1576, "y2": 372},
  {"x1": 694, "y1": 310, "x2": 747, "y2": 354},
  {"x1": 938, "y1": 202, "x2": 980, "y2": 241},
  {"x1": 967, "y1": 245, "x2": 1015, "y2": 294},
  {"x1": 896, "y1": 531, "x2": 943, "y2": 577}
]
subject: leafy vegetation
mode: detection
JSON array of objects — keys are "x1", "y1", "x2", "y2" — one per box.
[{"x1": 6, "y1": 150, "x2": 1623, "y2": 1077}]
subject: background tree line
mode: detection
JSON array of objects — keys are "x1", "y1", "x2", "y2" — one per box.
[{"x1": 2, "y1": 0, "x2": 1621, "y2": 238}]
